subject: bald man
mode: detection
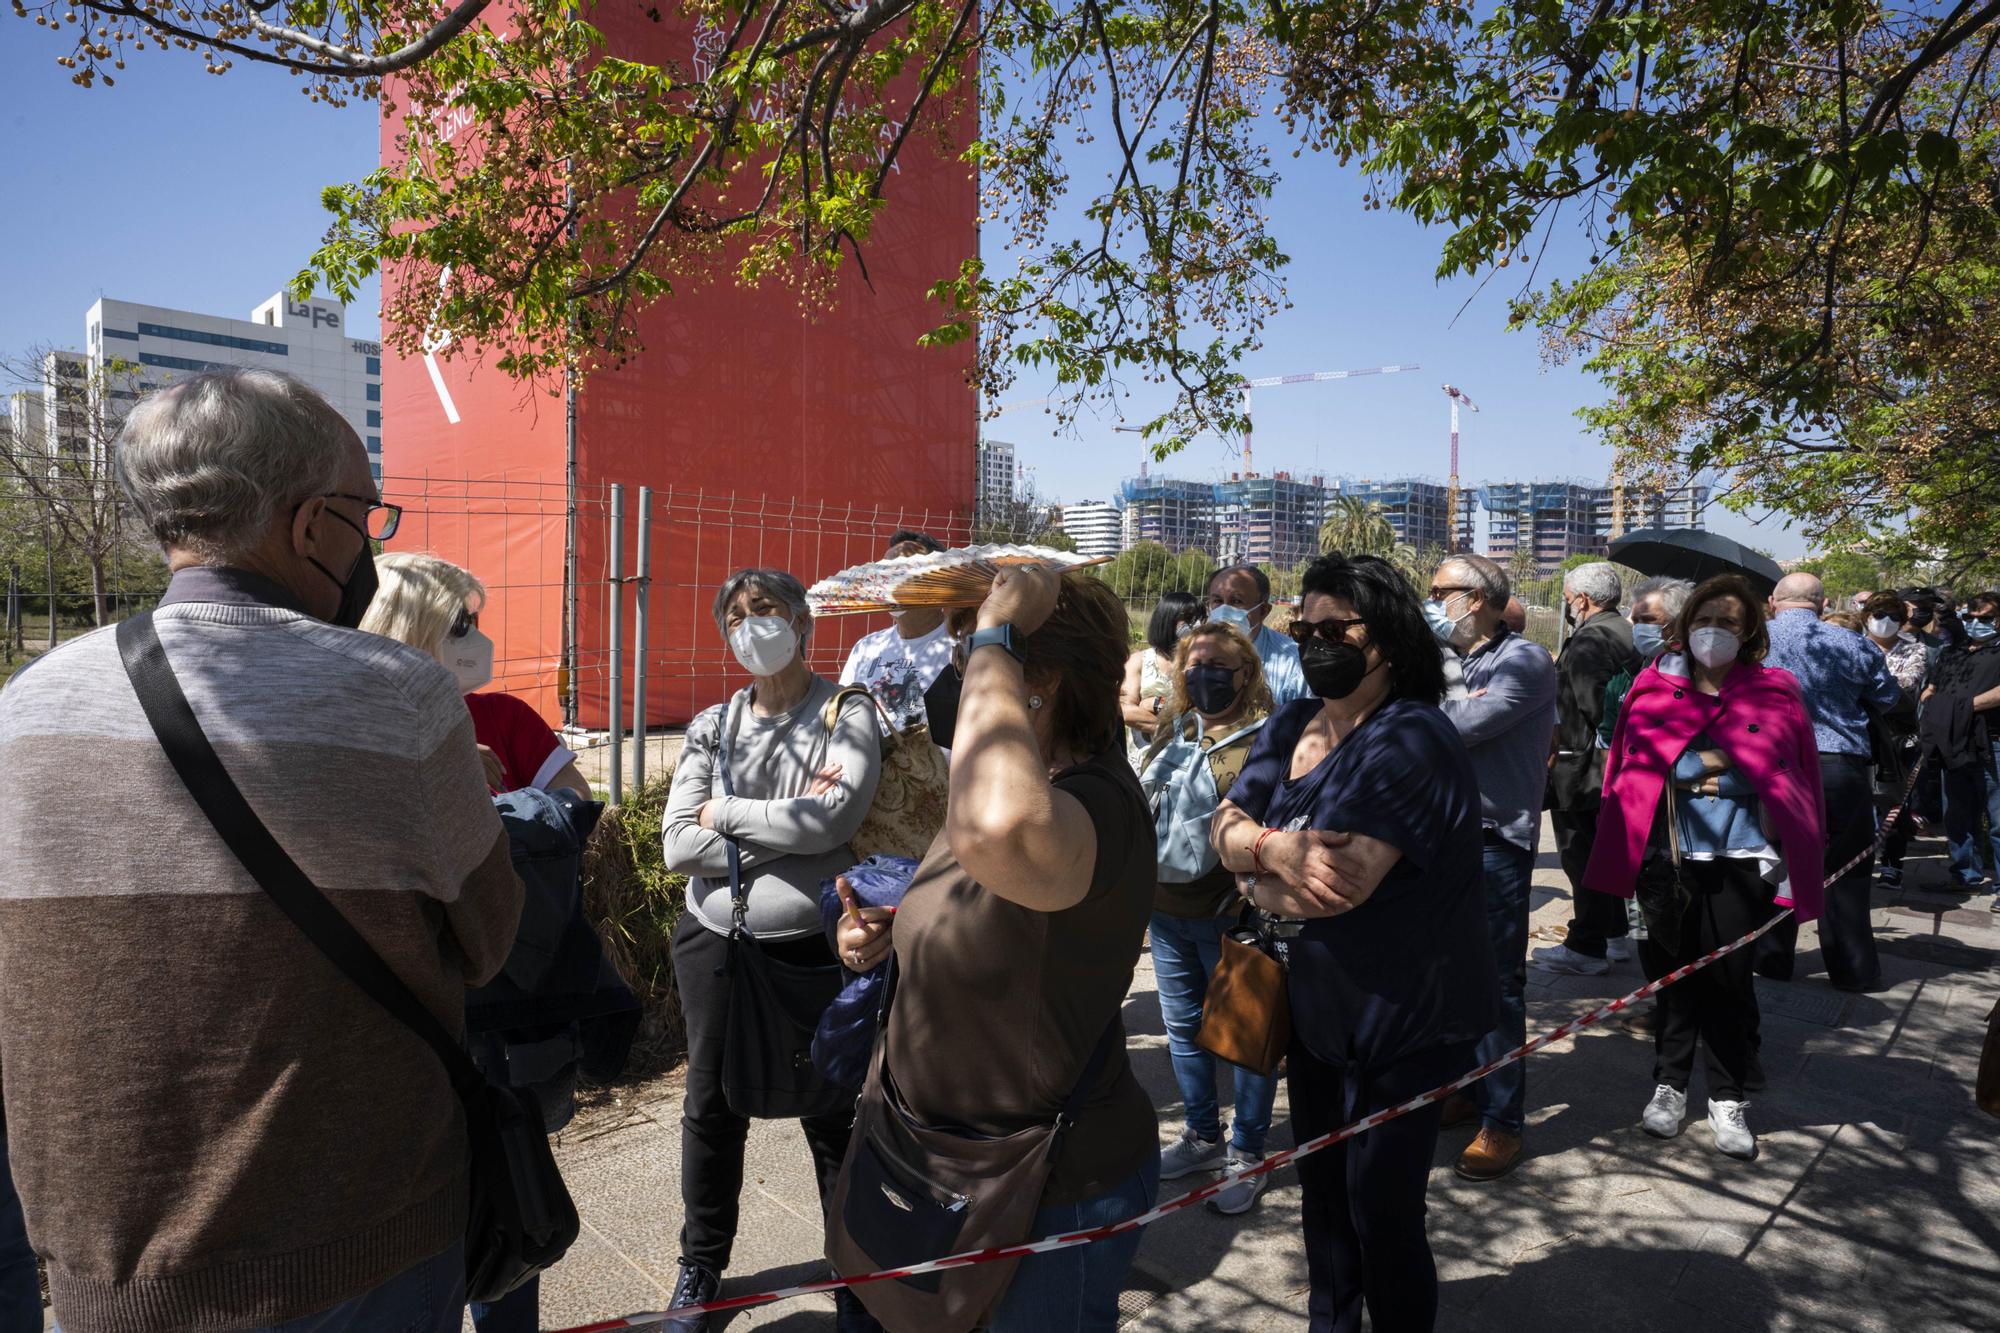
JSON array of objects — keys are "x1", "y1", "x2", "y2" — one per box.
[
  {"x1": 1502, "y1": 598, "x2": 1527, "y2": 635},
  {"x1": 1763, "y1": 571, "x2": 1902, "y2": 991}
]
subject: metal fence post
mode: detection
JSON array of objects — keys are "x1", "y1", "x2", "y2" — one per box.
[
  {"x1": 608, "y1": 484, "x2": 625, "y2": 807},
  {"x1": 633, "y1": 485, "x2": 653, "y2": 791}
]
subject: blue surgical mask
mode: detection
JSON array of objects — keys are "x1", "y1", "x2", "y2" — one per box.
[
  {"x1": 1209, "y1": 604, "x2": 1256, "y2": 633},
  {"x1": 1421, "y1": 599, "x2": 1458, "y2": 643},
  {"x1": 1632, "y1": 623, "x2": 1665, "y2": 659},
  {"x1": 1970, "y1": 621, "x2": 1997, "y2": 643}
]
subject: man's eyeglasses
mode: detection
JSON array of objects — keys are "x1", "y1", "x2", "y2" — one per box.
[
  {"x1": 1427, "y1": 585, "x2": 1475, "y2": 601},
  {"x1": 1970, "y1": 611, "x2": 1999, "y2": 625},
  {"x1": 325, "y1": 493, "x2": 402, "y2": 541},
  {"x1": 1288, "y1": 616, "x2": 1367, "y2": 645}
]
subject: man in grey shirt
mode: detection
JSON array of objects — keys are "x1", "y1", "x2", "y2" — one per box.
[
  {"x1": 660, "y1": 568, "x2": 882, "y2": 1332},
  {"x1": 1431, "y1": 554, "x2": 1557, "y2": 1182}
]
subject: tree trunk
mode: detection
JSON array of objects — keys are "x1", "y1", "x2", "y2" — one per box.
[
  {"x1": 91, "y1": 552, "x2": 109, "y2": 627},
  {"x1": 44, "y1": 536, "x2": 57, "y2": 651}
]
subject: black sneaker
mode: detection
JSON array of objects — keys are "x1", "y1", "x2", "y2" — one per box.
[
  {"x1": 663, "y1": 1258, "x2": 720, "y2": 1332},
  {"x1": 835, "y1": 1286, "x2": 885, "y2": 1332}
]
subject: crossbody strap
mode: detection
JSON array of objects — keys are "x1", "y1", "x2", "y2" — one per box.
[{"x1": 116, "y1": 613, "x2": 486, "y2": 1104}]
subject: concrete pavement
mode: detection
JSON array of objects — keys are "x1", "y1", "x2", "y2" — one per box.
[{"x1": 534, "y1": 818, "x2": 2000, "y2": 1331}]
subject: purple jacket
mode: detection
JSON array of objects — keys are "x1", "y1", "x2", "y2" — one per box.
[{"x1": 1583, "y1": 657, "x2": 1828, "y2": 922}]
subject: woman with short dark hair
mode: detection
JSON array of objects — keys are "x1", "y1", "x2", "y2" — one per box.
[
  {"x1": 661, "y1": 567, "x2": 885, "y2": 1331},
  {"x1": 1210, "y1": 554, "x2": 1494, "y2": 1332},
  {"x1": 1586, "y1": 574, "x2": 1824, "y2": 1162},
  {"x1": 835, "y1": 565, "x2": 1159, "y2": 1330}
]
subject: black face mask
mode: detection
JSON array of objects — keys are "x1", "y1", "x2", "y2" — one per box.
[
  {"x1": 305, "y1": 507, "x2": 379, "y2": 629},
  {"x1": 1300, "y1": 637, "x2": 1375, "y2": 700},
  {"x1": 1184, "y1": 663, "x2": 1242, "y2": 715},
  {"x1": 1910, "y1": 606, "x2": 1935, "y2": 628}
]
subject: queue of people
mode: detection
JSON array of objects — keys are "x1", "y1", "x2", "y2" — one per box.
[{"x1": 0, "y1": 365, "x2": 1984, "y2": 1333}]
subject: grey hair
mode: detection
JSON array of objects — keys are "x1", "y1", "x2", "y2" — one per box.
[
  {"x1": 1441, "y1": 553, "x2": 1509, "y2": 607},
  {"x1": 1564, "y1": 561, "x2": 1623, "y2": 611},
  {"x1": 114, "y1": 368, "x2": 356, "y2": 562},
  {"x1": 1632, "y1": 576, "x2": 1695, "y2": 624},
  {"x1": 712, "y1": 568, "x2": 813, "y2": 640}
]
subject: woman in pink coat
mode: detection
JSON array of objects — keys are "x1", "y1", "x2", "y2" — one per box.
[{"x1": 1584, "y1": 575, "x2": 1825, "y2": 1162}]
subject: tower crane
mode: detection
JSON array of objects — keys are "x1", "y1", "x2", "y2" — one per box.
[
  {"x1": 1238, "y1": 365, "x2": 1422, "y2": 475},
  {"x1": 1441, "y1": 384, "x2": 1480, "y2": 553}
]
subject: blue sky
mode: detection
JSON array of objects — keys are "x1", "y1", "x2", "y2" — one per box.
[{"x1": 0, "y1": 29, "x2": 1808, "y2": 557}]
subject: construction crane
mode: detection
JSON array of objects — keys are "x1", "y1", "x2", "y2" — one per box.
[
  {"x1": 1239, "y1": 364, "x2": 1422, "y2": 475},
  {"x1": 988, "y1": 395, "x2": 1056, "y2": 416},
  {"x1": 1441, "y1": 384, "x2": 1480, "y2": 553}
]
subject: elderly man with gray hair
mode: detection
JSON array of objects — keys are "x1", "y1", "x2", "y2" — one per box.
[
  {"x1": 1760, "y1": 571, "x2": 1901, "y2": 990},
  {"x1": 0, "y1": 369, "x2": 524, "y2": 1332},
  {"x1": 1428, "y1": 553, "x2": 1556, "y2": 1181},
  {"x1": 661, "y1": 567, "x2": 884, "y2": 1332},
  {"x1": 1533, "y1": 560, "x2": 1644, "y2": 976}
]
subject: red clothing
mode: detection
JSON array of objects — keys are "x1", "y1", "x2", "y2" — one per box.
[
  {"x1": 463, "y1": 690, "x2": 574, "y2": 792},
  {"x1": 1584, "y1": 659, "x2": 1827, "y2": 921}
]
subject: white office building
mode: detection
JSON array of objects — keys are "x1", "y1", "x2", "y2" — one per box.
[
  {"x1": 85, "y1": 291, "x2": 386, "y2": 480},
  {"x1": 1057, "y1": 500, "x2": 1123, "y2": 559},
  {"x1": 977, "y1": 438, "x2": 1017, "y2": 519}
]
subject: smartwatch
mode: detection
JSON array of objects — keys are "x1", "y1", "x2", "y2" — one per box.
[{"x1": 965, "y1": 623, "x2": 1026, "y2": 665}]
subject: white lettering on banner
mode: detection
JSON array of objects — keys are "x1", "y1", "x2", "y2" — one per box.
[
  {"x1": 689, "y1": 20, "x2": 904, "y2": 175},
  {"x1": 432, "y1": 104, "x2": 478, "y2": 143}
]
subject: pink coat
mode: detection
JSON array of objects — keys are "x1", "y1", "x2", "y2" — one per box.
[{"x1": 1583, "y1": 658, "x2": 1828, "y2": 922}]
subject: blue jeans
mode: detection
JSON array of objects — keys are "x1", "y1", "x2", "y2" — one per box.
[
  {"x1": 0, "y1": 1138, "x2": 38, "y2": 1333},
  {"x1": 58, "y1": 1243, "x2": 469, "y2": 1333},
  {"x1": 1470, "y1": 839, "x2": 1533, "y2": 1134},
  {"x1": 470, "y1": 1275, "x2": 537, "y2": 1332},
  {"x1": 1942, "y1": 745, "x2": 2000, "y2": 885},
  {"x1": 1149, "y1": 911, "x2": 1280, "y2": 1155},
  {"x1": 987, "y1": 1156, "x2": 1160, "y2": 1333}
]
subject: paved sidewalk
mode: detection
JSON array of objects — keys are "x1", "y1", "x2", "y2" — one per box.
[{"x1": 535, "y1": 821, "x2": 2000, "y2": 1331}]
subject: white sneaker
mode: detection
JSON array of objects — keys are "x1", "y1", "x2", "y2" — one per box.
[
  {"x1": 1707, "y1": 1099, "x2": 1757, "y2": 1160},
  {"x1": 1641, "y1": 1084, "x2": 1687, "y2": 1138},
  {"x1": 1159, "y1": 1127, "x2": 1226, "y2": 1180},
  {"x1": 1530, "y1": 943, "x2": 1611, "y2": 976},
  {"x1": 1606, "y1": 938, "x2": 1636, "y2": 964},
  {"x1": 1205, "y1": 1148, "x2": 1269, "y2": 1215}
]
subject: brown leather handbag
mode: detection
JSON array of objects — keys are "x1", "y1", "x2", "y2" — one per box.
[{"x1": 1196, "y1": 919, "x2": 1291, "y2": 1076}]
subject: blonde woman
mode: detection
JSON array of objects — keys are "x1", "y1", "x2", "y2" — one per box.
[
  {"x1": 1136, "y1": 621, "x2": 1277, "y2": 1214},
  {"x1": 362, "y1": 552, "x2": 591, "y2": 797}
]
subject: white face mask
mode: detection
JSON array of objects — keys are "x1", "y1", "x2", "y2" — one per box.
[
  {"x1": 445, "y1": 625, "x2": 494, "y2": 694},
  {"x1": 730, "y1": 615, "x2": 800, "y2": 677},
  {"x1": 1866, "y1": 616, "x2": 1899, "y2": 639},
  {"x1": 1688, "y1": 627, "x2": 1741, "y2": 669}
]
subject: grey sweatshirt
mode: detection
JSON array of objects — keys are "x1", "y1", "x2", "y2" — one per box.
[{"x1": 664, "y1": 676, "x2": 883, "y2": 938}]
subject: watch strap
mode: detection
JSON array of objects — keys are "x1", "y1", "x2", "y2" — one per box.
[{"x1": 966, "y1": 623, "x2": 1025, "y2": 664}]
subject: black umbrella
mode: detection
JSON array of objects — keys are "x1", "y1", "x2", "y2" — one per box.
[{"x1": 1607, "y1": 527, "x2": 1785, "y2": 597}]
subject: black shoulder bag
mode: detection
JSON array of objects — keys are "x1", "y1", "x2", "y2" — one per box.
[
  {"x1": 116, "y1": 613, "x2": 578, "y2": 1305},
  {"x1": 715, "y1": 691, "x2": 854, "y2": 1119},
  {"x1": 826, "y1": 957, "x2": 1121, "y2": 1333},
  {"x1": 1635, "y1": 782, "x2": 1691, "y2": 955}
]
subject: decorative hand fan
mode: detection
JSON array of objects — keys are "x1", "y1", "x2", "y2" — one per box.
[{"x1": 807, "y1": 543, "x2": 1111, "y2": 615}]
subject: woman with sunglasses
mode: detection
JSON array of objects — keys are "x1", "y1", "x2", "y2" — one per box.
[
  {"x1": 1211, "y1": 555, "x2": 1496, "y2": 1333},
  {"x1": 362, "y1": 553, "x2": 592, "y2": 797}
]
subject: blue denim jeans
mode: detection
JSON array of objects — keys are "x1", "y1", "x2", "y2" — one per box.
[
  {"x1": 1149, "y1": 911, "x2": 1280, "y2": 1155},
  {"x1": 0, "y1": 1137, "x2": 39, "y2": 1333},
  {"x1": 57, "y1": 1243, "x2": 469, "y2": 1333},
  {"x1": 986, "y1": 1155, "x2": 1160, "y2": 1333},
  {"x1": 1942, "y1": 745, "x2": 2000, "y2": 885},
  {"x1": 1470, "y1": 839, "x2": 1534, "y2": 1134}
]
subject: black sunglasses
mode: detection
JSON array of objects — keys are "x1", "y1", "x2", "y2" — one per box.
[{"x1": 1288, "y1": 616, "x2": 1367, "y2": 645}]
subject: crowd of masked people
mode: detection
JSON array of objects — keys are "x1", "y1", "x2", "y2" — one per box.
[{"x1": 0, "y1": 368, "x2": 1991, "y2": 1333}]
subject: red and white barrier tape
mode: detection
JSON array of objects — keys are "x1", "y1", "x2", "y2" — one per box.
[{"x1": 556, "y1": 762, "x2": 1925, "y2": 1332}]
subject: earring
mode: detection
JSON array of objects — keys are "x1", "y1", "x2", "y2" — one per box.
[{"x1": 1028, "y1": 695, "x2": 1044, "y2": 710}]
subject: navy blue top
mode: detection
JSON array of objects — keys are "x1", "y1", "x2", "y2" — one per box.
[{"x1": 1228, "y1": 697, "x2": 1498, "y2": 1071}]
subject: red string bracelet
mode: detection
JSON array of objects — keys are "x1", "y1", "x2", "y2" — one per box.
[{"x1": 1252, "y1": 827, "x2": 1276, "y2": 874}]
